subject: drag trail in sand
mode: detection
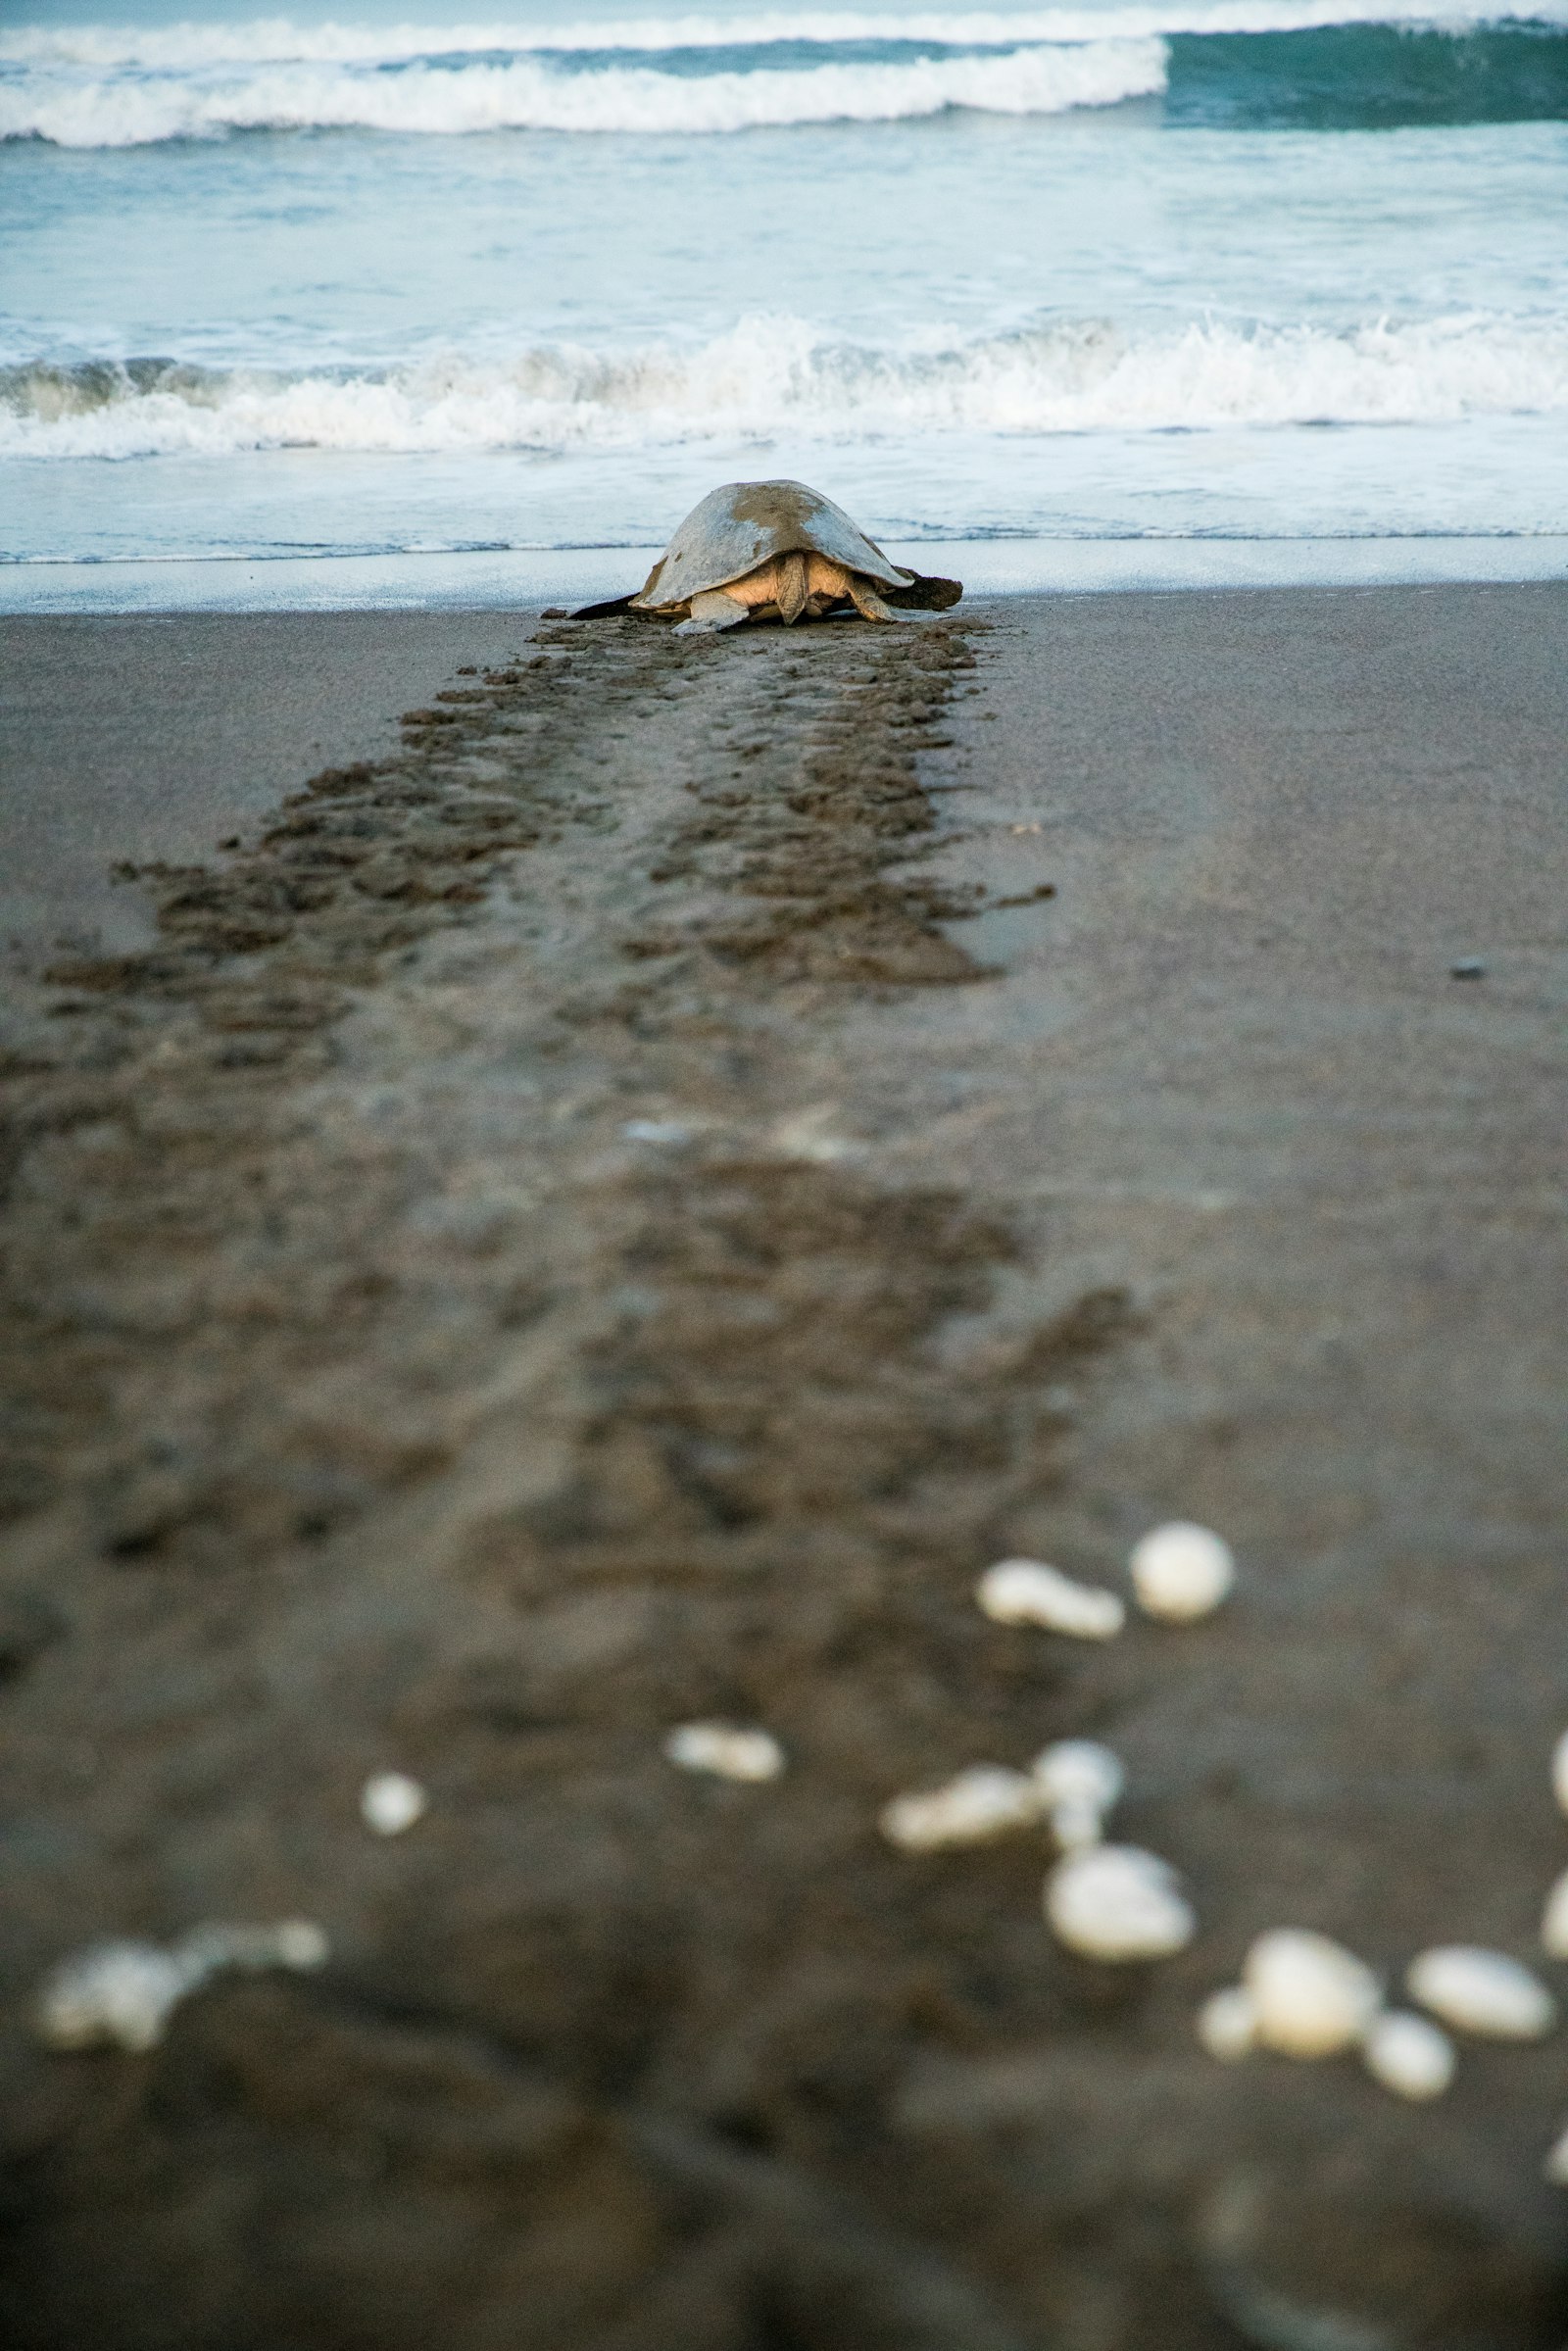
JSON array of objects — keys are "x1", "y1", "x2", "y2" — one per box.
[{"x1": 1, "y1": 589, "x2": 1566, "y2": 2346}]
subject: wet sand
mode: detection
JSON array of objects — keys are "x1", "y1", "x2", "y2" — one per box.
[
  {"x1": 1, "y1": 585, "x2": 1565, "y2": 2349},
  {"x1": 0, "y1": 612, "x2": 537, "y2": 959}
]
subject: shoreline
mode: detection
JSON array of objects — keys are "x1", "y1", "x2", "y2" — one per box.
[
  {"x1": 4, "y1": 531, "x2": 1567, "y2": 615},
  {"x1": 2, "y1": 585, "x2": 1565, "y2": 2345}
]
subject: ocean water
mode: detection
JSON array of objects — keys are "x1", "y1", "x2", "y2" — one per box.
[{"x1": 3, "y1": 0, "x2": 1567, "y2": 597}]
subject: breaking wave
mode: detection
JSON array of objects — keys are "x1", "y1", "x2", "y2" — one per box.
[
  {"x1": 2, "y1": 6, "x2": 1564, "y2": 143},
  {"x1": 0, "y1": 41, "x2": 1164, "y2": 143},
  {"x1": 6, "y1": 314, "x2": 1567, "y2": 456}
]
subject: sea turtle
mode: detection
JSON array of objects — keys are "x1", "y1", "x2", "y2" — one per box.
[{"x1": 575, "y1": 480, "x2": 961, "y2": 635}]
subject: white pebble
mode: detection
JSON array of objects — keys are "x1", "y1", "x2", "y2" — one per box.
[
  {"x1": 361, "y1": 1771, "x2": 428, "y2": 1837},
  {"x1": 623, "y1": 1119, "x2": 691, "y2": 1145},
  {"x1": 664, "y1": 1721, "x2": 785, "y2": 1784},
  {"x1": 36, "y1": 1916, "x2": 330, "y2": 2056},
  {"x1": 1544, "y1": 2125, "x2": 1568, "y2": 2186},
  {"x1": 1031, "y1": 1739, "x2": 1125, "y2": 1816},
  {"x1": 270, "y1": 1917, "x2": 331, "y2": 1971},
  {"x1": 1243, "y1": 1930, "x2": 1382, "y2": 2058},
  {"x1": 976, "y1": 1558, "x2": 1125, "y2": 1641},
  {"x1": 1198, "y1": 1984, "x2": 1258, "y2": 2062},
  {"x1": 1361, "y1": 2010, "x2": 1456, "y2": 2101},
  {"x1": 1128, "y1": 1521, "x2": 1235, "y2": 1622},
  {"x1": 1049, "y1": 1798, "x2": 1107, "y2": 1851},
  {"x1": 1542, "y1": 1869, "x2": 1568, "y2": 1961},
  {"x1": 880, "y1": 1765, "x2": 1045, "y2": 1852},
  {"x1": 1031, "y1": 1739, "x2": 1124, "y2": 1848},
  {"x1": 36, "y1": 1940, "x2": 194, "y2": 2054},
  {"x1": 178, "y1": 1919, "x2": 329, "y2": 1976},
  {"x1": 1552, "y1": 1730, "x2": 1568, "y2": 1817},
  {"x1": 1044, "y1": 1843, "x2": 1197, "y2": 1962},
  {"x1": 1406, "y1": 1945, "x2": 1556, "y2": 2040}
]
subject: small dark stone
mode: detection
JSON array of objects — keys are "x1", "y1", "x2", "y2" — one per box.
[
  {"x1": 541, "y1": 607, "x2": 568, "y2": 619},
  {"x1": 1450, "y1": 957, "x2": 1487, "y2": 979}
]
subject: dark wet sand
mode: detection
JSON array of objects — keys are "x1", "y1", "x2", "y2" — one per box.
[
  {"x1": 0, "y1": 586, "x2": 1565, "y2": 2350},
  {"x1": 1, "y1": 612, "x2": 538, "y2": 958}
]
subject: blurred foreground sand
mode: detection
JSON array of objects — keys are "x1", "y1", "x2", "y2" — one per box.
[{"x1": 1, "y1": 586, "x2": 1565, "y2": 2348}]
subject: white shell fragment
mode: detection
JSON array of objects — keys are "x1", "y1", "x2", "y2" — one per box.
[
  {"x1": 1553, "y1": 1730, "x2": 1568, "y2": 1818},
  {"x1": 1031, "y1": 1739, "x2": 1125, "y2": 1849},
  {"x1": 663, "y1": 1721, "x2": 785, "y2": 1784},
  {"x1": 361, "y1": 1771, "x2": 428, "y2": 1837},
  {"x1": 976, "y1": 1558, "x2": 1125, "y2": 1641},
  {"x1": 881, "y1": 1765, "x2": 1046, "y2": 1853},
  {"x1": 1198, "y1": 1984, "x2": 1259, "y2": 2062},
  {"x1": 263, "y1": 1918, "x2": 330, "y2": 1971},
  {"x1": 623, "y1": 1119, "x2": 692, "y2": 1146},
  {"x1": 1129, "y1": 1521, "x2": 1235, "y2": 1622},
  {"x1": 1362, "y1": 2010, "x2": 1456, "y2": 2101},
  {"x1": 1045, "y1": 1843, "x2": 1197, "y2": 1962},
  {"x1": 1542, "y1": 1869, "x2": 1568, "y2": 1961},
  {"x1": 36, "y1": 1940, "x2": 194, "y2": 2055},
  {"x1": 177, "y1": 1918, "x2": 329, "y2": 1977},
  {"x1": 1243, "y1": 1930, "x2": 1382, "y2": 2059},
  {"x1": 1544, "y1": 2126, "x2": 1568, "y2": 2187},
  {"x1": 36, "y1": 1917, "x2": 329, "y2": 2055},
  {"x1": 1406, "y1": 1945, "x2": 1556, "y2": 2040}
]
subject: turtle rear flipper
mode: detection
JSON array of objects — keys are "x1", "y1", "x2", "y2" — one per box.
[
  {"x1": 847, "y1": 574, "x2": 896, "y2": 623},
  {"x1": 675, "y1": 589, "x2": 750, "y2": 637},
  {"x1": 776, "y1": 552, "x2": 809, "y2": 624}
]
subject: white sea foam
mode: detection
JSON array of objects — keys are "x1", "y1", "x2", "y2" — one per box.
[
  {"x1": 5, "y1": 313, "x2": 1565, "y2": 459},
  {"x1": 4, "y1": 0, "x2": 1563, "y2": 150},
  {"x1": 0, "y1": 41, "x2": 1165, "y2": 144},
  {"x1": 3, "y1": 1, "x2": 1563, "y2": 73}
]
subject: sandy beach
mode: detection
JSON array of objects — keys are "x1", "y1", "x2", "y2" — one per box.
[{"x1": 2, "y1": 584, "x2": 1566, "y2": 2347}]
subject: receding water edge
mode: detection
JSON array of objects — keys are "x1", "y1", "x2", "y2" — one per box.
[{"x1": 5, "y1": 534, "x2": 1565, "y2": 612}]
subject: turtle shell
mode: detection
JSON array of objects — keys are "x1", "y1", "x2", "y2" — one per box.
[{"x1": 630, "y1": 479, "x2": 912, "y2": 611}]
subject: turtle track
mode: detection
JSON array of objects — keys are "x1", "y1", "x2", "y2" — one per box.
[
  {"x1": 0, "y1": 613, "x2": 1153, "y2": 2351},
  {"x1": 0, "y1": 617, "x2": 1004, "y2": 1566}
]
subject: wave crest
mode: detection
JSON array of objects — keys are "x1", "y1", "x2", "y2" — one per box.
[
  {"x1": 3, "y1": 7, "x2": 1562, "y2": 144},
  {"x1": 6, "y1": 314, "x2": 1567, "y2": 456},
  {"x1": 0, "y1": 40, "x2": 1164, "y2": 143}
]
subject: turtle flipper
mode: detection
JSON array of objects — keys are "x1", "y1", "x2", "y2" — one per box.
[
  {"x1": 847, "y1": 574, "x2": 896, "y2": 623},
  {"x1": 776, "y1": 552, "x2": 809, "y2": 625},
  {"x1": 675, "y1": 590, "x2": 750, "y2": 637},
  {"x1": 885, "y1": 573, "x2": 963, "y2": 612},
  {"x1": 571, "y1": 593, "x2": 639, "y2": 619}
]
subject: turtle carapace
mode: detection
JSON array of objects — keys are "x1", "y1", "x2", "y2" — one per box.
[{"x1": 575, "y1": 480, "x2": 961, "y2": 634}]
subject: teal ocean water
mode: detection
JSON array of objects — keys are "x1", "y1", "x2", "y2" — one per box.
[{"x1": 3, "y1": 0, "x2": 1566, "y2": 581}]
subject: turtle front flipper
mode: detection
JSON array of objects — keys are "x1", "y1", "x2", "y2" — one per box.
[
  {"x1": 885, "y1": 572, "x2": 963, "y2": 612},
  {"x1": 675, "y1": 590, "x2": 750, "y2": 637},
  {"x1": 847, "y1": 574, "x2": 896, "y2": 623},
  {"x1": 571, "y1": 592, "x2": 639, "y2": 619},
  {"x1": 775, "y1": 552, "x2": 809, "y2": 625}
]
